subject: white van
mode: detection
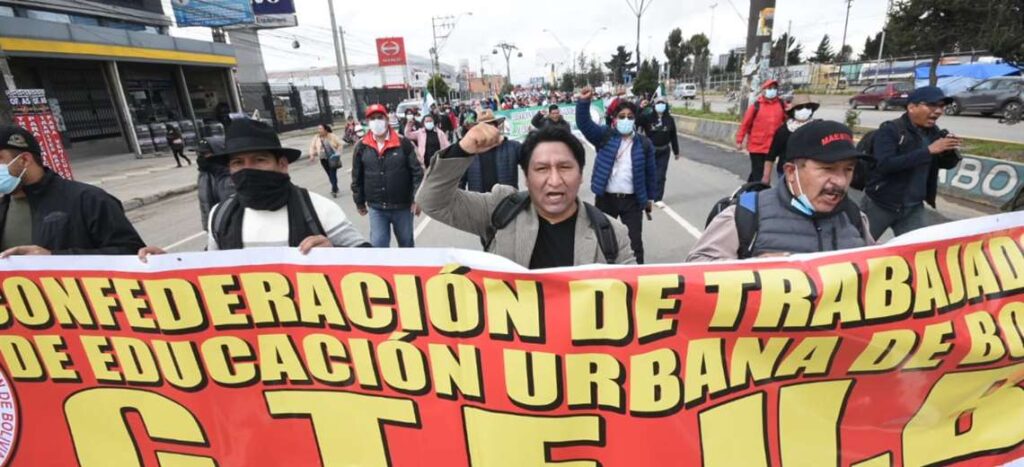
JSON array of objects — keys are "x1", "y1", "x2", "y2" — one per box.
[{"x1": 674, "y1": 83, "x2": 698, "y2": 100}]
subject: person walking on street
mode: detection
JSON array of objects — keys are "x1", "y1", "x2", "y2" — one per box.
[
  {"x1": 531, "y1": 105, "x2": 571, "y2": 132},
  {"x1": 689, "y1": 121, "x2": 874, "y2": 262},
  {"x1": 405, "y1": 114, "x2": 450, "y2": 170},
  {"x1": 768, "y1": 95, "x2": 820, "y2": 179},
  {"x1": 860, "y1": 86, "x2": 963, "y2": 239},
  {"x1": 139, "y1": 119, "x2": 367, "y2": 260},
  {"x1": 352, "y1": 104, "x2": 424, "y2": 248},
  {"x1": 576, "y1": 86, "x2": 657, "y2": 264},
  {"x1": 308, "y1": 124, "x2": 344, "y2": 197},
  {"x1": 0, "y1": 125, "x2": 146, "y2": 256},
  {"x1": 736, "y1": 80, "x2": 786, "y2": 183},
  {"x1": 167, "y1": 124, "x2": 191, "y2": 167},
  {"x1": 638, "y1": 98, "x2": 679, "y2": 206},
  {"x1": 195, "y1": 136, "x2": 234, "y2": 231},
  {"x1": 417, "y1": 124, "x2": 635, "y2": 268},
  {"x1": 461, "y1": 110, "x2": 522, "y2": 193}
]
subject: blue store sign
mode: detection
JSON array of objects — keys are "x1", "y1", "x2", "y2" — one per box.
[
  {"x1": 252, "y1": 0, "x2": 296, "y2": 15},
  {"x1": 171, "y1": 0, "x2": 255, "y2": 27}
]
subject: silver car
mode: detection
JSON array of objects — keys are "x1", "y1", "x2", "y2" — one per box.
[{"x1": 947, "y1": 77, "x2": 1024, "y2": 117}]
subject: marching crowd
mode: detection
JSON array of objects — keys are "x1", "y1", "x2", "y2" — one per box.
[{"x1": 0, "y1": 81, "x2": 966, "y2": 269}]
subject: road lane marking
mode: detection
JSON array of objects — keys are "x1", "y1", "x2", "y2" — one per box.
[
  {"x1": 414, "y1": 217, "x2": 432, "y2": 239},
  {"x1": 658, "y1": 204, "x2": 703, "y2": 239},
  {"x1": 164, "y1": 231, "x2": 206, "y2": 251}
]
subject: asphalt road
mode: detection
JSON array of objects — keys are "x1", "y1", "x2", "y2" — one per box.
[
  {"x1": 129, "y1": 133, "x2": 985, "y2": 265},
  {"x1": 673, "y1": 96, "x2": 1024, "y2": 143}
]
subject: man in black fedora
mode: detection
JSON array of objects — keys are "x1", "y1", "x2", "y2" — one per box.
[{"x1": 140, "y1": 119, "x2": 366, "y2": 259}]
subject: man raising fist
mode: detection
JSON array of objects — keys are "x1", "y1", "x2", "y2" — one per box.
[{"x1": 416, "y1": 124, "x2": 635, "y2": 269}]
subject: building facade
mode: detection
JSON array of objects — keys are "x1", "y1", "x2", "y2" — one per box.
[{"x1": 0, "y1": 0, "x2": 240, "y2": 157}]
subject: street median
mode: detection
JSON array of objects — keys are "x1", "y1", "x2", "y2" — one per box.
[{"x1": 673, "y1": 114, "x2": 1024, "y2": 210}]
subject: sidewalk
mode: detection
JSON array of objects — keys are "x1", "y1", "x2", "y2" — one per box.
[{"x1": 72, "y1": 127, "x2": 322, "y2": 211}]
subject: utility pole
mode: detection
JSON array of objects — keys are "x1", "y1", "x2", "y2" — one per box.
[
  {"x1": 707, "y1": 3, "x2": 718, "y2": 92},
  {"x1": 783, "y1": 20, "x2": 792, "y2": 67},
  {"x1": 430, "y1": 13, "x2": 472, "y2": 102},
  {"x1": 625, "y1": 0, "x2": 654, "y2": 70},
  {"x1": 338, "y1": 26, "x2": 354, "y2": 115},
  {"x1": 874, "y1": 0, "x2": 893, "y2": 83},
  {"x1": 493, "y1": 42, "x2": 521, "y2": 93},
  {"x1": 838, "y1": 0, "x2": 853, "y2": 87},
  {"x1": 326, "y1": 0, "x2": 352, "y2": 118}
]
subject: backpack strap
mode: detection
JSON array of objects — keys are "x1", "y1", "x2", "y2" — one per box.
[
  {"x1": 483, "y1": 191, "x2": 531, "y2": 251},
  {"x1": 840, "y1": 200, "x2": 868, "y2": 240},
  {"x1": 734, "y1": 191, "x2": 760, "y2": 259},
  {"x1": 295, "y1": 186, "x2": 326, "y2": 236},
  {"x1": 583, "y1": 202, "x2": 619, "y2": 264},
  {"x1": 211, "y1": 195, "x2": 241, "y2": 250}
]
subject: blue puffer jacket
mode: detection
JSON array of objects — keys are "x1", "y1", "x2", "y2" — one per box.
[
  {"x1": 576, "y1": 100, "x2": 658, "y2": 206},
  {"x1": 462, "y1": 138, "x2": 522, "y2": 193}
]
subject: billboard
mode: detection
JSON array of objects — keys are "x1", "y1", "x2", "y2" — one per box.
[
  {"x1": 5, "y1": 89, "x2": 73, "y2": 180},
  {"x1": 171, "y1": 0, "x2": 255, "y2": 27},
  {"x1": 376, "y1": 37, "x2": 408, "y2": 67},
  {"x1": 251, "y1": 0, "x2": 295, "y2": 15}
]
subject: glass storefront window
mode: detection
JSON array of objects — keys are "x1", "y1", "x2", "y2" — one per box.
[
  {"x1": 25, "y1": 9, "x2": 71, "y2": 23},
  {"x1": 0, "y1": 6, "x2": 14, "y2": 17}
]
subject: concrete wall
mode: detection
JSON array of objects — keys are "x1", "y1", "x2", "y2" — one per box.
[{"x1": 673, "y1": 114, "x2": 1024, "y2": 209}]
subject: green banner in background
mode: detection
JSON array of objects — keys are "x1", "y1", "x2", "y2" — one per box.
[{"x1": 493, "y1": 100, "x2": 607, "y2": 140}]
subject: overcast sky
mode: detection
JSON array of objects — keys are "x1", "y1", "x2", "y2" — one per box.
[{"x1": 168, "y1": 0, "x2": 891, "y2": 83}]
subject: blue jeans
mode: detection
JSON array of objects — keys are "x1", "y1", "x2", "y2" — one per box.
[{"x1": 369, "y1": 207, "x2": 415, "y2": 248}]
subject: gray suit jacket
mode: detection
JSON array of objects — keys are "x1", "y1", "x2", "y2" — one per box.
[{"x1": 416, "y1": 152, "x2": 636, "y2": 268}]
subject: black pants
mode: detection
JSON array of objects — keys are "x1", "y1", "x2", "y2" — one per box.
[
  {"x1": 320, "y1": 158, "x2": 339, "y2": 193},
  {"x1": 654, "y1": 148, "x2": 671, "y2": 201},
  {"x1": 748, "y1": 153, "x2": 767, "y2": 183},
  {"x1": 596, "y1": 194, "x2": 645, "y2": 264},
  {"x1": 172, "y1": 147, "x2": 190, "y2": 166}
]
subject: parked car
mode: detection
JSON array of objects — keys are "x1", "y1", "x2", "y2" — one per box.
[
  {"x1": 849, "y1": 82, "x2": 914, "y2": 110},
  {"x1": 946, "y1": 77, "x2": 1024, "y2": 117},
  {"x1": 674, "y1": 83, "x2": 698, "y2": 100}
]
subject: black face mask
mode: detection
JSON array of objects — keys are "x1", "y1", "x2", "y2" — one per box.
[{"x1": 230, "y1": 169, "x2": 291, "y2": 211}]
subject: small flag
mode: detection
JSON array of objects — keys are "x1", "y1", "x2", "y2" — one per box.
[
  {"x1": 655, "y1": 84, "x2": 665, "y2": 98},
  {"x1": 423, "y1": 89, "x2": 436, "y2": 110}
]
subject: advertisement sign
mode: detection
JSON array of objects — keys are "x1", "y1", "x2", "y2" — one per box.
[
  {"x1": 376, "y1": 37, "x2": 408, "y2": 67},
  {"x1": 5, "y1": 89, "x2": 73, "y2": 180},
  {"x1": 300, "y1": 89, "x2": 321, "y2": 116},
  {"x1": 251, "y1": 0, "x2": 295, "y2": 15},
  {"x1": 170, "y1": 0, "x2": 255, "y2": 27},
  {"x1": 2, "y1": 214, "x2": 1024, "y2": 465}
]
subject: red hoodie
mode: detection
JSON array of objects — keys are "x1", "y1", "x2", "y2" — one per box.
[{"x1": 736, "y1": 80, "x2": 787, "y2": 154}]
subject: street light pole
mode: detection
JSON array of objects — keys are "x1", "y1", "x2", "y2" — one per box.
[
  {"x1": 493, "y1": 42, "x2": 520, "y2": 93},
  {"x1": 625, "y1": 0, "x2": 654, "y2": 67},
  {"x1": 326, "y1": 0, "x2": 351, "y2": 117},
  {"x1": 579, "y1": 26, "x2": 608, "y2": 86},
  {"x1": 838, "y1": 0, "x2": 853, "y2": 87},
  {"x1": 707, "y1": 3, "x2": 718, "y2": 92},
  {"x1": 874, "y1": 0, "x2": 893, "y2": 84}
]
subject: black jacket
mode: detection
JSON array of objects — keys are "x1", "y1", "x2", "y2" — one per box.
[
  {"x1": 531, "y1": 112, "x2": 572, "y2": 132},
  {"x1": 865, "y1": 113, "x2": 961, "y2": 210},
  {"x1": 0, "y1": 169, "x2": 145, "y2": 254},
  {"x1": 639, "y1": 110, "x2": 679, "y2": 155},
  {"x1": 351, "y1": 132, "x2": 424, "y2": 210}
]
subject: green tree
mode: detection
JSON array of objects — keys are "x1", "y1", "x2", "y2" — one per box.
[
  {"x1": 663, "y1": 28, "x2": 693, "y2": 79},
  {"x1": 426, "y1": 74, "x2": 450, "y2": 99},
  {"x1": 809, "y1": 35, "x2": 835, "y2": 63},
  {"x1": 632, "y1": 59, "x2": 660, "y2": 96},
  {"x1": 975, "y1": 0, "x2": 1023, "y2": 69},
  {"x1": 837, "y1": 44, "x2": 853, "y2": 63},
  {"x1": 559, "y1": 72, "x2": 576, "y2": 93},
  {"x1": 886, "y1": 0, "x2": 988, "y2": 84},
  {"x1": 586, "y1": 58, "x2": 606, "y2": 85},
  {"x1": 605, "y1": 46, "x2": 636, "y2": 85},
  {"x1": 770, "y1": 33, "x2": 803, "y2": 67},
  {"x1": 859, "y1": 32, "x2": 883, "y2": 60},
  {"x1": 725, "y1": 51, "x2": 740, "y2": 73},
  {"x1": 688, "y1": 34, "x2": 711, "y2": 84}
]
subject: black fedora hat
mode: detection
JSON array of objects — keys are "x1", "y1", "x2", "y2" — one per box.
[{"x1": 210, "y1": 118, "x2": 301, "y2": 164}]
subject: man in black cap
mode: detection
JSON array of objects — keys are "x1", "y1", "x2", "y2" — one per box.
[
  {"x1": 860, "y1": 85, "x2": 962, "y2": 239},
  {"x1": 688, "y1": 120, "x2": 875, "y2": 261},
  {"x1": 194, "y1": 136, "x2": 234, "y2": 231},
  {"x1": 139, "y1": 119, "x2": 366, "y2": 260},
  {"x1": 0, "y1": 125, "x2": 145, "y2": 256}
]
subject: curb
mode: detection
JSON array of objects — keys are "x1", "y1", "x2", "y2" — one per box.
[{"x1": 123, "y1": 183, "x2": 197, "y2": 212}]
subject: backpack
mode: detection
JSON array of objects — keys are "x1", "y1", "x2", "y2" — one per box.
[
  {"x1": 483, "y1": 191, "x2": 619, "y2": 264},
  {"x1": 706, "y1": 183, "x2": 866, "y2": 259},
  {"x1": 212, "y1": 186, "x2": 324, "y2": 249},
  {"x1": 851, "y1": 118, "x2": 909, "y2": 190}
]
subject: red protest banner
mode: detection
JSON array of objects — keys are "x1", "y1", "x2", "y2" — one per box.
[
  {"x1": 1, "y1": 215, "x2": 1024, "y2": 466},
  {"x1": 5, "y1": 89, "x2": 73, "y2": 180},
  {"x1": 376, "y1": 37, "x2": 407, "y2": 67}
]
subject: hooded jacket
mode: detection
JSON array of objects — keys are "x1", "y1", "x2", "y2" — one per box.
[{"x1": 736, "y1": 80, "x2": 787, "y2": 154}]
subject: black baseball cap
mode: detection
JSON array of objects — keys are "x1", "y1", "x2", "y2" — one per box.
[
  {"x1": 786, "y1": 120, "x2": 872, "y2": 163},
  {"x1": 0, "y1": 125, "x2": 41, "y2": 157},
  {"x1": 907, "y1": 86, "x2": 954, "y2": 105}
]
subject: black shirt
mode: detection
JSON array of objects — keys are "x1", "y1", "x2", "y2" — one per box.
[
  {"x1": 424, "y1": 131, "x2": 441, "y2": 169},
  {"x1": 529, "y1": 212, "x2": 577, "y2": 269}
]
